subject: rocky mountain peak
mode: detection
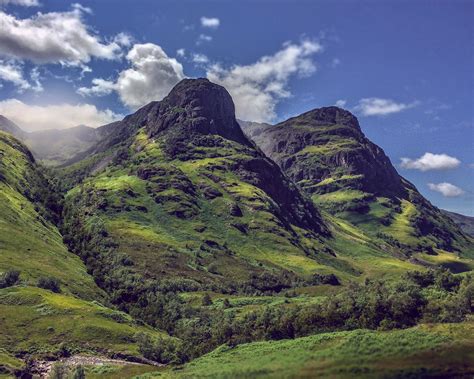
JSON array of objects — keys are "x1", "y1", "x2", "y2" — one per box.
[
  {"x1": 281, "y1": 106, "x2": 361, "y2": 132},
  {"x1": 146, "y1": 78, "x2": 250, "y2": 145}
]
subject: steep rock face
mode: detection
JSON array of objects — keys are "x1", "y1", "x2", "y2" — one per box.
[
  {"x1": 61, "y1": 79, "x2": 336, "y2": 292},
  {"x1": 243, "y1": 107, "x2": 472, "y2": 254},
  {"x1": 245, "y1": 107, "x2": 405, "y2": 198},
  {"x1": 147, "y1": 78, "x2": 250, "y2": 146}
]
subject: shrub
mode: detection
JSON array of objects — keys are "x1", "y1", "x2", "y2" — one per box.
[
  {"x1": 137, "y1": 333, "x2": 185, "y2": 364},
  {"x1": 202, "y1": 293, "x2": 213, "y2": 306},
  {"x1": 0, "y1": 270, "x2": 20, "y2": 288},
  {"x1": 37, "y1": 277, "x2": 61, "y2": 293}
]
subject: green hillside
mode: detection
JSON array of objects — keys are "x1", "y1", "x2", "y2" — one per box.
[
  {"x1": 141, "y1": 322, "x2": 474, "y2": 378},
  {"x1": 242, "y1": 107, "x2": 474, "y2": 271},
  {"x1": 0, "y1": 131, "x2": 168, "y2": 376}
]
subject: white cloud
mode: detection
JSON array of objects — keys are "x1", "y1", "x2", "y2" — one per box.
[
  {"x1": 0, "y1": 0, "x2": 40, "y2": 6},
  {"x1": 0, "y1": 60, "x2": 42, "y2": 92},
  {"x1": 192, "y1": 53, "x2": 209, "y2": 64},
  {"x1": 78, "y1": 43, "x2": 185, "y2": 109},
  {"x1": 0, "y1": 5, "x2": 125, "y2": 66},
  {"x1": 196, "y1": 34, "x2": 213, "y2": 45},
  {"x1": 335, "y1": 99, "x2": 347, "y2": 108},
  {"x1": 355, "y1": 97, "x2": 417, "y2": 116},
  {"x1": 428, "y1": 182, "x2": 464, "y2": 197},
  {"x1": 200, "y1": 16, "x2": 220, "y2": 29},
  {"x1": 0, "y1": 98, "x2": 122, "y2": 131},
  {"x1": 400, "y1": 153, "x2": 461, "y2": 171},
  {"x1": 176, "y1": 48, "x2": 186, "y2": 57},
  {"x1": 207, "y1": 39, "x2": 322, "y2": 122},
  {"x1": 77, "y1": 78, "x2": 115, "y2": 97}
]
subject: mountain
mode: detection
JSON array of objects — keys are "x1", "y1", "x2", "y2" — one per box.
[
  {"x1": 442, "y1": 210, "x2": 474, "y2": 237},
  {"x1": 241, "y1": 107, "x2": 473, "y2": 261},
  {"x1": 0, "y1": 116, "x2": 102, "y2": 166},
  {"x1": 1, "y1": 79, "x2": 473, "y2": 377},
  {"x1": 0, "y1": 115, "x2": 27, "y2": 139},
  {"x1": 60, "y1": 78, "x2": 338, "y2": 298},
  {"x1": 0, "y1": 131, "x2": 169, "y2": 376}
]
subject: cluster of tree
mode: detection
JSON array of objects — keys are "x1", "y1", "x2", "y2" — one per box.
[{"x1": 135, "y1": 269, "x2": 472, "y2": 363}]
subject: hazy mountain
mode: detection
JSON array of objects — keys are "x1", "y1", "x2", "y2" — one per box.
[
  {"x1": 442, "y1": 210, "x2": 474, "y2": 237},
  {"x1": 0, "y1": 116, "x2": 102, "y2": 166}
]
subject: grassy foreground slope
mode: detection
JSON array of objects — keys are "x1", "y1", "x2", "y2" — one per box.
[
  {"x1": 142, "y1": 322, "x2": 474, "y2": 379},
  {"x1": 0, "y1": 131, "x2": 168, "y2": 375}
]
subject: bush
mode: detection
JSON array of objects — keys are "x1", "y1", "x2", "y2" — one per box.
[
  {"x1": 37, "y1": 277, "x2": 61, "y2": 293},
  {"x1": 0, "y1": 270, "x2": 20, "y2": 288},
  {"x1": 202, "y1": 293, "x2": 213, "y2": 306},
  {"x1": 137, "y1": 333, "x2": 185, "y2": 364}
]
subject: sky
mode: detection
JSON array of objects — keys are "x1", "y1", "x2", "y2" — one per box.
[{"x1": 0, "y1": 0, "x2": 472, "y2": 215}]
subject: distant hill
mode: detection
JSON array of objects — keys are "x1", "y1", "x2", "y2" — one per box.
[
  {"x1": 442, "y1": 210, "x2": 474, "y2": 237},
  {"x1": 0, "y1": 116, "x2": 102, "y2": 166}
]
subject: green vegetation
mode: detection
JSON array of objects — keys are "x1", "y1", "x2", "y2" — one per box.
[
  {"x1": 0, "y1": 80, "x2": 473, "y2": 379},
  {"x1": 141, "y1": 322, "x2": 474, "y2": 378}
]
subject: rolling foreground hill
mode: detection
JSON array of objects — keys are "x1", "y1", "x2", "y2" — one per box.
[{"x1": 0, "y1": 79, "x2": 473, "y2": 378}]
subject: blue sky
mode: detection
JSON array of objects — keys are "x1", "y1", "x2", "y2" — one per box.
[{"x1": 0, "y1": 0, "x2": 472, "y2": 214}]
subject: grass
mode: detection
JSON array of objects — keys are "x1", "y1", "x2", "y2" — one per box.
[
  {"x1": 0, "y1": 286, "x2": 167, "y2": 357},
  {"x1": 139, "y1": 322, "x2": 474, "y2": 379},
  {"x1": 0, "y1": 132, "x2": 104, "y2": 300}
]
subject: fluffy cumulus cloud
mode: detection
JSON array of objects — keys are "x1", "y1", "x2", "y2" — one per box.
[
  {"x1": 200, "y1": 16, "x2": 220, "y2": 28},
  {"x1": 428, "y1": 182, "x2": 465, "y2": 197},
  {"x1": 0, "y1": 5, "x2": 127, "y2": 66},
  {"x1": 355, "y1": 98, "x2": 417, "y2": 116},
  {"x1": 400, "y1": 153, "x2": 461, "y2": 171},
  {"x1": 78, "y1": 43, "x2": 185, "y2": 109},
  {"x1": 0, "y1": 98, "x2": 121, "y2": 131},
  {"x1": 335, "y1": 99, "x2": 347, "y2": 108},
  {"x1": 207, "y1": 40, "x2": 322, "y2": 122}
]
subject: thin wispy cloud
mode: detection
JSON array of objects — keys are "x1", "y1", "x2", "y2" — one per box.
[
  {"x1": 355, "y1": 97, "x2": 418, "y2": 116},
  {"x1": 0, "y1": 60, "x2": 42, "y2": 92},
  {"x1": 400, "y1": 153, "x2": 461, "y2": 171},
  {"x1": 0, "y1": 0, "x2": 40, "y2": 6}
]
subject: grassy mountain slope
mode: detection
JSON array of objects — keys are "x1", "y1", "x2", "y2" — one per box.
[
  {"x1": 144, "y1": 322, "x2": 474, "y2": 378},
  {"x1": 0, "y1": 131, "x2": 168, "y2": 375},
  {"x1": 61, "y1": 79, "x2": 348, "y2": 294},
  {"x1": 241, "y1": 107, "x2": 474, "y2": 272}
]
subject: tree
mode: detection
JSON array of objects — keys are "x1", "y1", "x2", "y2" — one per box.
[
  {"x1": 37, "y1": 277, "x2": 61, "y2": 293},
  {"x1": 0, "y1": 270, "x2": 20, "y2": 288},
  {"x1": 202, "y1": 293, "x2": 212, "y2": 306}
]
